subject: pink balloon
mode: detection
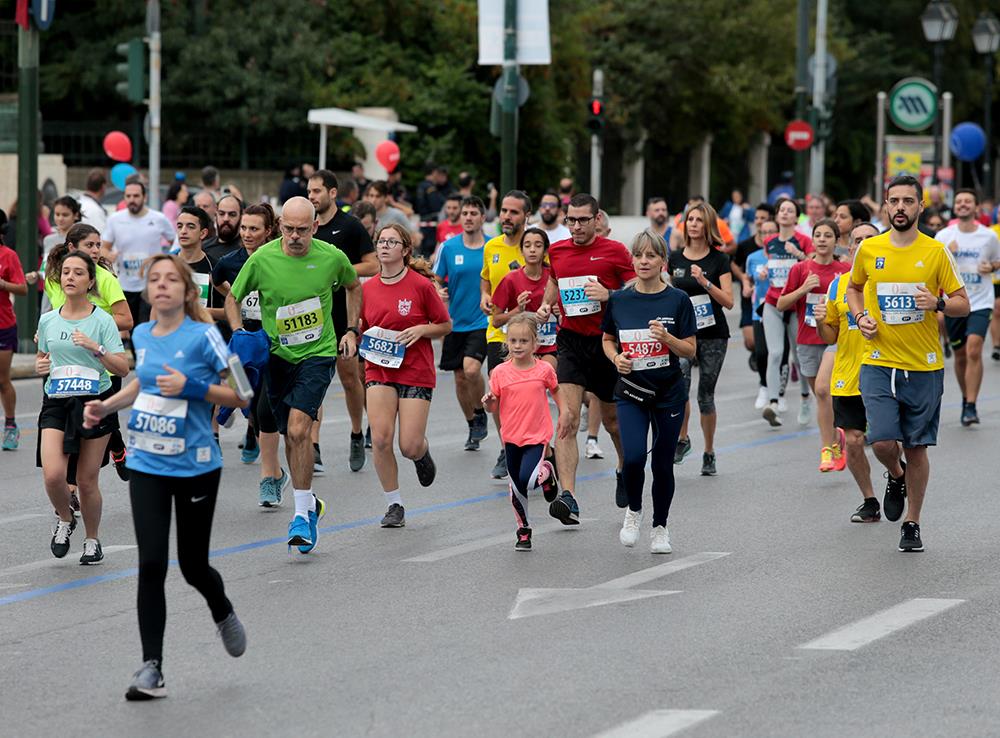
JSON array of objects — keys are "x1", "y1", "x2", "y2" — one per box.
[
  {"x1": 103, "y1": 131, "x2": 133, "y2": 163},
  {"x1": 375, "y1": 140, "x2": 401, "y2": 173}
]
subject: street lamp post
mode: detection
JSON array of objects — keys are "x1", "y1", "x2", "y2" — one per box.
[
  {"x1": 972, "y1": 11, "x2": 1000, "y2": 198},
  {"x1": 921, "y1": 0, "x2": 959, "y2": 184}
]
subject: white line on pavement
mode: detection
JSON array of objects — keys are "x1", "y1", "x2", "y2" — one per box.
[
  {"x1": 0, "y1": 513, "x2": 47, "y2": 526},
  {"x1": 0, "y1": 545, "x2": 137, "y2": 578},
  {"x1": 403, "y1": 519, "x2": 599, "y2": 562},
  {"x1": 798, "y1": 598, "x2": 965, "y2": 651},
  {"x1": 592, "y1": 709, "x2": 721, "y2": 738},
  {"x1": 598, "y1": 552, "x2": 731, "y2": 590}
]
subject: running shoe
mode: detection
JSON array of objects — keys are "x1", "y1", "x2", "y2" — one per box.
[
  {"x1": 491, "y1": 449, "x2": 508, "y2": 479},
  {"x1": 851, "y1": 498, "x2": 881, "y2": 523},
  {"x1": 585, "y1": 436, "x2": 604, "y2": 459},
  {"x1": 111, "y1": 447, "x2": 130, "y2": 481},
  {"x1": 125, "y1": 660, "x2": 166, "y2": 701},
  {"x1": 763, "y1": 403, "x2": 782, "y2": 427},
  {"x1": 754, "y1": 386, "x2": 768, "y2": 410},
  {"x1": 673, "y1": 437, "x2": 692, "y2": 464},
  {"x1": 258, "y1": 477, "x2": 277, "y2": 507},
  {"x1": 961, "y1": 401, "x2": 980, "y2": 427},
  {"x1": 515, "y1": 527, "x2": 532, "y2": 551},
  {"x1": 993, "y1": 346, "x2": 1000, "y2": 362},
  {"x1": 287, "y1": 515, "x2": 312, "y2": 548},
  {"x1": 650, "y1": 525, "x2": 672, "y2": 554},
  {"x1": 381, "y1": 503, "x2": 405, "y2": 528},
  {"x1": 50, "y1": 517, "x2": 76, "y2": 558},
  {"x1": 797, "y1": 395, "x2": 812, "y2": 426},
  {"x1": 470, "y1": 410, "x2": 488, "y2": 442},
  {"x1": 943, "y1": 340, "x2": 952, "y2": 359},
  {"x1": 240, "y1": 444, "x2": 260, "y2": 464},
  {"x1": 898, "y1": 521, "x2": 924, "y2": 552},
  {"x1": 1, "y1": 424, "x2": 19, "y2": 451},
  {"x1": 298, "y1": 496, "x2": 326, "y2": 554},
  {"x1": 831, "y1": 428, "x2": 847, "y2": 472},
  {"x1": 414, "y1": 447, "x2": 436, "y2": 487},
  {"x1": 216, "y1": 612, "x2": 247, "y2": 657},
  {"x1": 539, "y1": 460, "x2": 559, "y2": 503},
  {"x1": 882, "y1": 459, "x2": 907, "y2": 523},
  {"x1": 349, "y1": 432, "x2": 366, "y2": 471},
  {"x1": 615, "y1": 470, "x2": 627, "y2": 509},
  {"x1": 464, "y1": 426, "x2": 480, "y2": 452},
  {"x1": 70, "y1": 491, "x2": 81, "y2": 518},
  {"x1": 549, "y1": 490, "x2": 580, "y2": 525},
  {"x1": 79, "y1": 538, "x2": 103, "y2": 565},
  {"x1": 365, "y1": 426, "x2": 372, "y2": 449},
  {"x1": 619, "y1": 508, "x2": 641, "y2": 547},
  {"x1": 700, "y1": 452, "x2": 717, "y2": 476},
  {"x1": 819, "y1": 447, "x2": 835, "y2": 472},
  {"x1": 777, "y1": 395, "x2": 788, "y2": 413},
  {"x1": 312, "y1": 444, "x2": 325, "y2": 476}
]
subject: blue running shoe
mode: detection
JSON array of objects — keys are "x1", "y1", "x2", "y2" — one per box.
[
  {"x1": 287, "y1": 515, "x2": 312, "y2": 548},
  {"x1": 241, "y1": 444, "x2": 260, "y2": 464},
  {"x1": 2, "y1": 424, "x2": 19, "y2": 451},
  {"x1": 548, "y1": 490, "x2": 580, "y2": 526},
  {"x1": 298, "y1": 496, "x2": 326, "y2": 554}
]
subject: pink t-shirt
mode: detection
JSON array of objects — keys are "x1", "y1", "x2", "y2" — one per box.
[{"x1": 489, "y1": 359, "x2": 557, "y2": 447}]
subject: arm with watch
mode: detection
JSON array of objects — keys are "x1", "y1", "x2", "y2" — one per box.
[{"x1": 71, "y1": 330, "x2": 130, "y2": 378}]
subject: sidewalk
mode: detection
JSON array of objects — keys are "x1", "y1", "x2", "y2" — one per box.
[{"x1": 10, "y1": 353, "x2": 38, "y2": 380}]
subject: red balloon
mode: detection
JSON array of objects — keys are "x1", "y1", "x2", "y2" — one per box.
[
  {"x1": 375, "y1": 140, "x2": 401, "y2": 173},
  {"x1": 103, "y1": 131, "x2": 133, "y2": 163}
]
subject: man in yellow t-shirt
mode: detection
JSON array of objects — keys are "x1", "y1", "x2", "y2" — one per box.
[
  {"x1": 846, "y1": 175, "x2": 968, "y2": 553},
  {"x1": 990, "y1": 222, "x2": 1000, "y2": 361}
]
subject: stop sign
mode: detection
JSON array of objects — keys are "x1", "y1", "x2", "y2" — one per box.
[{"x1": 785, "y1": 120, "x2": 815, "y2": 151}]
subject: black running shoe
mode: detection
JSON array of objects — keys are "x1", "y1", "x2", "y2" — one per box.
[
  {"x1": 381, "y1": 503, "x2": 406, "y2": 528},
  {"x1": 125, "y1": 660, "x2": 166, "y2": 701},
  {"x1": 349, "y1": 432, "x2": 366, "y2": 472},
  {"x1": 470, "y1": 410, "x2": 488, "y2": 442},
  {"x1": 993, "y1": 347, "x2": 1000, "y2": 362},
  {"x1": 313, "y1": 444, "x2": 326, "y2": 476},
  {"x1": 548, "y1": 491, "x2": 580, "y2": 526},
  {"x1": 615, "y1": 470, "x2": 628, "y2": 509},
  {"x1": 898, "y1": 521, "x2": 924, "y2": 552},
  {"x1": 79, "y1": 538, "x2": 104, "y2": 565},
  {"x1": 111, "y1": 448, "x2": 130, "y2": 482},
  {"x1": 673, "y1": 437, "x2": 692, "y2": 465},
  {"x1": 882, "y1": 459, "x2": 907, "y2": 522},
  {"x1": 50, "y1": 517, "x2": 77, "y2": 558},
  {"x1": 515, "y1": 527, "x2": 532, "y2": 551},
  {"x1": 701, "y1": 452, "x2": 717, "y2": 476},
  {"x1": 851, "y1": 498, "x2": 881, "y2": 523},
  {"x1": 962, "y1": 402, "x2": 980, "y2": 426},
  {"x1": 70, "y1": 491, "x2": 81, "y2": 518},
  {"x1": 464, "y1": 425, "x2": 480, "y2": 452},
  {"x1": 365, "y1": 426, "x2": 372, "y2": 449},
  {"x1": 414, "y1": 448, "x2": 436, "y2": 487}
]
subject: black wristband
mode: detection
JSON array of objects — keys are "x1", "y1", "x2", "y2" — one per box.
[{"x1": 346, "y1": 327, "x2": 360, "y2": 337}]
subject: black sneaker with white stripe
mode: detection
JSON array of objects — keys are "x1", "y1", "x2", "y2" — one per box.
[
  {"x1": 882, "y1": 459, "x2": 907, "y2": 522},
  {"x1": 898, "y1": 521, "x2": 924, "y2": 552}
]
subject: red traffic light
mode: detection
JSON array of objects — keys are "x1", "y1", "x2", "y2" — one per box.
[{"x1": 590, "y1": 99, "x2": 603, "y2": 116}]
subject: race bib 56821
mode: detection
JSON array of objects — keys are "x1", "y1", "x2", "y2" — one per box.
[{"x1": 359, "y1": 327, "x2": 406, "y2": 369}]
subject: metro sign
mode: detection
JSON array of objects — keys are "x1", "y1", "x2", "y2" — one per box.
[
  {"x1": 888, "y1": 77, "x2": 938, "y2": 132},
  {"x1": 785, "y1": 120, "x2": 814, "y2": 151}
]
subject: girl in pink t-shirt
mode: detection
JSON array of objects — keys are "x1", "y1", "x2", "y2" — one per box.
[{"x1": 482, "y1": 314, "x2": 569, "y2": 551}]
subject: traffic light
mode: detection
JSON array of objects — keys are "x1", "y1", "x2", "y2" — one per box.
[
  {"x1": 587, "y1": 97, "x2": 604, "y2": 133},
  {"x1": 115, "y1": 38, "x2": 146, "y2": 104}
]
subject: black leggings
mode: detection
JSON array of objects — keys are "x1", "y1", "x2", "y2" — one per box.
[
  {"x1": 617, "y1": 399, "x2": 685, "y2": 527},
  {"x1": 505, "y1": 442, "x2": 545, "y2": 529},
  {"x1": 130, "y1": 468, "x2": 232, "y2": 664},
  {"x1": 752, "y1": 320, "x2": 790, "y2": 389}
]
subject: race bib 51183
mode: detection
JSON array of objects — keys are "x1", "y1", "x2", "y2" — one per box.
[{"x1": 276, "y1": 297, "x2": 323, "y2": 346}]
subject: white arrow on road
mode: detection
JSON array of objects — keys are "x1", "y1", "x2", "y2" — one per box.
[{"x1": 508, "y1": 552, "x2": 730, "y2": 619}]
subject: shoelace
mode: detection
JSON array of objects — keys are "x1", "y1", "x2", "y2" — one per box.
[
  {"x1": 53, "y1": 521, "x2": 72, "y2": 543},
  {"x1": 82, "y1": 540, "x2": 97, "y2": 557}
]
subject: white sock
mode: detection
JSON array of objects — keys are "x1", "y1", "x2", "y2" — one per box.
[
  {"x1": 384, "y1": 489, "x2": 402, "y2": 507},
  {"x1": 293, "y1": 489, "x2": 315, "y2": 520}
]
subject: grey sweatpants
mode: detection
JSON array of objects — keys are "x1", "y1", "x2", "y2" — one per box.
[{"x1": 762, "y1": 303, "x2": 808, "y2": 402}]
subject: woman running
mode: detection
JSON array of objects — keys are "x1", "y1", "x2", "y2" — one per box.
[
  {"x1": 360, "y1": 224, "x2": 451, "y2": 528},
  {"x1": 482, "y1": 313, "x2": 566, "y2": 550},
  {"x1": 604, "y1": 229, "x2": 697, "y2": 552},
  {"x1": 667, "y1": 202, "x2": 733, "y2": 476},
  {"x1": 83, "y1": 253, "x2": 249, "y2": 701},
  {"x1": 37, "y1": 251, "x2": 129, "y2": 563}
]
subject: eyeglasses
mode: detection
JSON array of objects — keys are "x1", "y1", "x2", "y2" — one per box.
[
  {"x1": 564, "y1": 216, "x2": 594, "y2": 226},
  {"x1": 539, "y1": 203, "x2": 560, "y2": 210},
  {"x1": 280, "y1": 224, "x2": 313, "y2": 237},
  {"x1": 376, "y1": 238, "x2": 404, "y2": 248}
]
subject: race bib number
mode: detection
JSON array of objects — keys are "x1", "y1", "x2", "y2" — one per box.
[
  {"x1": 359, "y1": 327, "x2": 406, "y2": 369},
  {"x1": 122, "y1": 252, "x2": 145, "y2": 281},
  {"x1": 558, "y1": 276, "x2": 601, "y2": 317},
  {"x1": 127, "y1": 392, "x2": 188, "y2": 456},
  {"x1": 48, "y1": 365, "x2": 101, "y2": 398},
  {"x1": 767, "y1": 257, "x2": 796, "y2": 288},
  {"x1": 804, "y1": 292, "x2": 824, "y2": 328},
  {"x1": 619, "y1": 328, "x2": 669, "y2": 370},
  {"x1": 960, "y1": 272, "x2": 982, "y2": 286},
  {"x1": 276, "y1": 297, "x2": 323, "y2": 346},
  {"x1": 193, "y1": 272, "x2": 211, "y2": 308},
  {"x1": 690, "y1": 294, "x2": 716, "y2": 330},
  {"x1": 537, "y1": 314, "x2": 558, "y2": 346},
  {"x1": 876, "y1": 282, "x2": 924, "y2": 325},
  {"x1": 241, "y1": 291, "x2": 261, "y2": 321}
]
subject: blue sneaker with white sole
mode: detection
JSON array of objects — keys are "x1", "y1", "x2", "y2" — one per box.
[
  {"x1": 298, "y1": 497, "x2": 326, "y2": 554},
  {"x1": 287, "y1": 515, "x2": 312, "y2": 548},
  {"x1": 241, "y1": 444, "x2": 260, "y2": 464}
]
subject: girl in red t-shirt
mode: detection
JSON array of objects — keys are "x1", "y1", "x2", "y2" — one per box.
[{"x1": 360, "y1": 224, "x2": 452, "y2": 529}]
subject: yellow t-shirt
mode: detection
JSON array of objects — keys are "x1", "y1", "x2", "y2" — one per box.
[
  {"x1": 45, "y1": 265, "x2": 127, "y2": 316},
  {"x1": 480, "y1": 235, "x2": 525, "y2": 343},
  {"x1": 824, "y1": 274, "x2": 864, "y2": 396},
  {"x1": 849, "y1": 230, "x2": 963, "y2": 372},
  {"x1": 992, "y1": 225, "x2": 1000, "y2": 284}
]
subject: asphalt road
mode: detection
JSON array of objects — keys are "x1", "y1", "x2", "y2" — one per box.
[{"x1": 2, "y1": 334, "x2": 1000, "y2": 738}]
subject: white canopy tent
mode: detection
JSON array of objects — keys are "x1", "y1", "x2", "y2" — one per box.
[{"x1": 306, "y1": 107, "x2": 417, "y2": 179}]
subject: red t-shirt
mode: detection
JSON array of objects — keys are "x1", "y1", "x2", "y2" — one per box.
[
  {"x1": 547, "y1": 235, "x2": 636, "y2": 337},
  {"x1": 361, "y1": 269, "x2": 451, "y2": 388},
  {"x1": 0, "y1": 246, "x2": 26, "y2": 330},
  {"x1": 489, "y1": 359, "x2": 558, "y2": 446},
  {"x1": 781, "y1": 259, "x2": 849, "y2": 344},
  {"x1": 436, "y1": 221, "x2": 463, "y2": 245},
  {"x1": 492, "y1": 265, "x2": 556, "y2": 354},
  {"x1": 763, "y1": 233, "x2": 814, "y2": 306}
]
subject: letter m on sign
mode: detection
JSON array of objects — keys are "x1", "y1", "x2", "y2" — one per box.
[{"x1": 898, "y1": 96, "x2": 928, "y2": 116}]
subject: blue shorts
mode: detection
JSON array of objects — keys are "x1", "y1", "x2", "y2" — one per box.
[
  {"x1": 0, "y1": 324, "x2": 16, "y2": 352},
  {"x1": 859, "y1": 365, "x2": 943, "y2": 448},
  {"x1": 268, "y1": 355, "x2": 335, "y2": 435},
  {"x1": 945, "y1": 308, "x2": 991, "y2": 350}
]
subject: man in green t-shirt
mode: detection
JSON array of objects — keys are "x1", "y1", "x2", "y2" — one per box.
[{"x1": 227, "y1": 197, "x2": 360, "y2": 553}]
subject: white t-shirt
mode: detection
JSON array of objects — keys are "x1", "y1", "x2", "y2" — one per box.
[
  {"x1": 935, "y1": 223, "x2": 1000, "y2": 312},
  {"x1": 539, "y1": 223, "x2": 570, "y2": 242},
  {"x1": 103, "y1": 208, "x2": 176, "y2": 292},
  {"x1": 79, "y1": 193, "x2": 107, "y2": 236}
]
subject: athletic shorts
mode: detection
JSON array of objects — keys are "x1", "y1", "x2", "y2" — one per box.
[
  {"x1": 439, "y1": 329, "x2": 488, "y2": 371},
  {"x1": 556, "y1": 329, "x2": 618, "y2": 403},
  {"x1": 36, "y1": 386, "x2": 118, "y2": 458},
  {"x1": 945, "y1": 308, "x2": 991, "y2": 350},
  {"x1": 365, "y1": 380, "x2": 433, "y2": 401},
  {"x1": 739, "y1": 295, "x2": 754, "y2": 328},
  {"x1": 123, "y1": 290, "x2": 152, "y2": 329},
  {"x1": 267, "y1": 355, "x2": 335, "y2": 435},
  {"x1": 796, "y1": 343, "x2": 826, "y2": 378},
  {"x1": 0, "y1": 324, "x2": 16, "y2": 352},
  {"x1": 487, "y1": 342, "x2": 506, "y2": 375},
  {"x1": 859, "y1": 365, "x2": 943, "y2": 448},
  {"x1": 833, "y1": 394, "x2": 867, "y2": 431}
]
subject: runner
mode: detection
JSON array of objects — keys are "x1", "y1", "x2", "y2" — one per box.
[
  {"x1": 832, "y1": 199, "x2": 871, "y2": 259},
  {"x1": 360, "y1": 223, "x2": 451, "y2": 528},
  {"x1": 82, "y1": 254, "x2": 249, "y2": 701},
  {"x1": 537, "y1": 193, "x2": 634, "y2": 519},
  {"x1": 668, "y1": 202, "x2": 733, "y2": 476},
  {"x1": 0, "y1": 226, "x2": 27, "y2": 450},
  {"x1": 846, "y1": 174, "x2": 969, "y2": 552},
  {"x1": 482, "y1": 313, "x2": 566, "y2": 550},
  {"x1": 536, "y1": 191, "x2": 571, "y2": 242},
  {"x1": 174, "y1": 207, "x2": 225, "y2": 320},
  {"x1": 36, "y1": 251, "x2": 128, "y2": 563},
  {"x1": 934, "y1": 188, "x2": 1000, "y2": 426},
  {"x1": 435, "y1": 193, "x2": 465, "y2": 249},
  {"x1": 746, "y1": 220, "x2": 788, "y2": 410},
  {"x1": 434, "y1": 196, "x2": 489, "y2": 451},
  {"x1": 730, "y1": 203, "x2": 775, "y2": 372},
  {"x1": 815, "y1": 222, "x2": 882, "y2": 521},
  {"x1": 603, "y1": 229, "x2": 696, "y2": 552},
  {"x1": 227, "y1": 197, "x2": 360, "y2": 553},
  {"x1": 776, "y1": 218, "x2": 849, "y2": 471}
]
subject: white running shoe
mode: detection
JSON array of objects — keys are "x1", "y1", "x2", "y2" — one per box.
[
  {"x1": 777, "y1": 395, "x2": 788, "y2": 413},
  {"x1": 619, "y1": 508, "x2": 641, "y2": 547},
  {"x1": 651, "y1": 525, "x2": 672, "y2": 554},
  {"x1": 754, "y1": 386, "x2": 768, "y2": 410},
  {"x1": 585, "y1": 437, "x2": 604, "y2": 459},
  {"x1": 798, "y1": 396, "x2": 812, "y2": 426}
]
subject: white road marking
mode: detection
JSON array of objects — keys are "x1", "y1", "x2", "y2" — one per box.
[
  {"x1": 0, "y1": 545, "x2": 137, "y2": 577},
  {"x1": 404, "y1": 519, "x2": 598, "y2": 562},
  {"x1": 598, "y1": 552, "x2": 730, "y2": 590},
  {"x1": 798, "y1": 598, "x2": 965, "y2": 651},
  {"x1": 0, "y1": 513, "x2": 47, "y2": 526},
  {"x1": 593, "y1": 709, "x2": 721, "y2": 738}
]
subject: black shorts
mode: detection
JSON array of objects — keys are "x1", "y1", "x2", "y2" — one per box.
[
  {"x1": 740, "y1": 295, "x2": 754, "y2": 328},
  {"x1": 439, "y1": 329, "x2": 487, "y2": 371},
  {"x1": 36, "y1": 386, "x2": 118, "y2": 470},
  {"x1": 945, "y1": 308, "x2": 991, "y2": 350},
  {"x1": 556, "y1": 329, "x2": 618, "y2": 403},
  {"x1": 331, "y1": 288, "x2": 349, "y2": 344},
  {"x1": 833, "y1": 394, "x2": 867, "y2": 432},
  {"x1": 123, "y1": 290, "x2": 151, "y2": 329},
  {"x1": 994, "y1": 283, "x2": 1000, "y2": 299},
  {"x1": 268, "y1": 355, "x2": 335, "y2": 435},
  {"x1": 487, "y1": 342, "x2": 506, "y2": 375},
  {"x1": 365, "y1": 381, "x2": 433, "y2": 401},
  {"x1": 250, "y1": 371, "x2": 279, "y2": 435}
]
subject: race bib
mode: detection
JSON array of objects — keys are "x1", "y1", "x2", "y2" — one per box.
[
  {"x1": 767, "y1": 257, "x2": 796, "y2": 288},
  {"x1": 122, "y1": 252, "x2": 145, "y2": 281},
  {"x1": 558, "y1": 276, "x2": 601, "y2": 317},
  {"x1": 48, "y1": 365, "x2": 101, "y2": 398},
  {"x1": 359, "y1": 327, "x2": 406, "y2": 369},
  {"x1": 538, "y1": 314, "x2": 558, "y2": 346},
  {"x1": 876, "y1": 282, "x2": 924, "y2": 325},
  {"x1": 193, "y1": 272, "x2": 211, "y2": 308},
  {"x1": 960, "y1": 272, "x2": 982, "y2": 285},
  {"x1": 690, "y1": 294, "x2": 716, "y2": 330},
  {"x1": 804, "y1": 292, "x2": 824, "y2": 327},
  {"x1": 619, "y1": 328, "x2": 669, "y2": 370},
  {"x1": 276, "y1": 297, "x2": 323, "y2": 346},
  {"x1": 241, "y1": 290, "x2": 261, "y2": 321},
  {"x1": 127, "y1": 392, "x2": 188, "y2": 456}
]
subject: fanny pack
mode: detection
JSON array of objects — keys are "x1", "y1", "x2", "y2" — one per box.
[{"x1": 614, "y1": 374, "x2": 679, "y2": 409}]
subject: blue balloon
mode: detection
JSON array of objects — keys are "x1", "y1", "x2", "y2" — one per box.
[
  {"x1": 950, "y1": 122, "x2": 987, "y2": 162},
  {"x1": 110, "y1": 162, "x2": 138, "y2": 190}
]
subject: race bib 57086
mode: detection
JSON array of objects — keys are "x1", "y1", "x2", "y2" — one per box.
[{"x1": 127, "y1": 392, "x2": 188, "y2": 456}]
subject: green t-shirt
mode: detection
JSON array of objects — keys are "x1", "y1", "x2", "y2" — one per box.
[
  {"x1": 45, "y1": 266, "x2": 127, "y2": 316},
  {"x1": 37, "y1": 305, "x2": 125, "y2": 395},
  {"x1": 230, "y1": 238, "x2": 357, "y2": 362}
]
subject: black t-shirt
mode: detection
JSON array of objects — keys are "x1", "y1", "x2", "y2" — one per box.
[
  {"x1": 212, "y1": 246, "x2": 261, "y2": 333},
  {"x1": 667, "y1": 248, "x2": 731, "y2": 340},
  {"x1": 205, "y1": 236, "x2": 241, "y2": 266},
  {"x1": 315, "y1": 209, "x2": 374, "y2": 266},
  {"x1": 733, "y1": 236, "x2": 761, "y2": 272}
]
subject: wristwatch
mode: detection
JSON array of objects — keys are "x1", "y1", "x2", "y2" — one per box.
[
  {"x1": 93, "y1": 345, "x2": 107, "y2": 358},
  {"x1": 346, "y1": 327, "x2": 360, "y2": 337},
  {"x1": 936, "y1": 297, "x2": 946, "y2": 313}
]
